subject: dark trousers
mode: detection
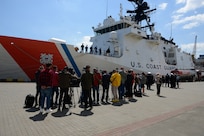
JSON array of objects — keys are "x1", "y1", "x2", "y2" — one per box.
[
  {"x1": 51, "y1": 86, "x2": 59, "y2": 107},
  {"x1": 147, "y1": 83, "x2": 151, "y2": 90},
  {"x1": 101, "y1": 87, "x2": 109, "y2": 102},
  {"x1": 35, "y1": 85, "x2": 41, "y2": 106},
  {"x1": 165, "y1": 82, "x2": 169, "y2": 87},
  {"x1": 156, "y1": 84, "x2": 161, "y2": 95},
  {"x1": 83, "y1": 89, "x2": 92, "y2": 109},
  {"x1": 93, "y1": 85, "x2": 99, "y2": 103},
  {"x1": 125, "y1": 85, "x2": 133, "y2": 97},
  {"x1": 58, "y1": 87, "x2": 69, "y2": 109}
]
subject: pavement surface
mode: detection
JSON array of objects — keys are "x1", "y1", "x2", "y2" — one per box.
[{"x1": 0, "y1": 82, "x2": 204, "y2": 136}]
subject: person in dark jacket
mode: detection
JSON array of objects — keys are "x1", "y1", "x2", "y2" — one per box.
[
  {"x1": 125, "y1": 70, "x2": 134, "y2": 99},
  {"x1": 146, "y1": 72, "x2": 154, "y2": 90},
  {"x1": 165, "y1": 73, "x2": 170, "y2": 87},
  {"x1": 170, "y1": 73, "x2": 176, "y2": 88},
  {"x1": 101, "y1": 70, "x2": 110, "y2": 103},
  {"x1": 58, "y1": 66, "x2": 78, "y2": 111},
  {"x1": 81, "y1": 65, "x2": 94, "y2": 110}
]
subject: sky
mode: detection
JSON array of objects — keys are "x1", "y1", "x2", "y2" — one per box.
[{"x1": 1, "y1": 0, "x2": 204, "y2": 58}]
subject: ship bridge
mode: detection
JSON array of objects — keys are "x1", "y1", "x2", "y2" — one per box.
[{"x1": 93, "y1": 16, "x2": 133, "y2": 35}]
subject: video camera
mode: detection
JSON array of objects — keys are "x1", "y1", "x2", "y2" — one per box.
[{"x1": 70, "y1": 78, "x2": 81, "y2": 87}]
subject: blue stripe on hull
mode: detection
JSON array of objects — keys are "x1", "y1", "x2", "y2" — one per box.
[{"x1": 61, "y1": 44, "x2": 81, "y2": 77}]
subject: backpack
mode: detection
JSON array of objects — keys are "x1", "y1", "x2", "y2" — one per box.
[{"x1": 24, "y1": 94, "x2": 34, "y2": 108}]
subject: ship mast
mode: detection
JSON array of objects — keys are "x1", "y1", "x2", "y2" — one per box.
[
  {"x1": 127, "y1": 0, "x2": 156, "y2": 35},
  {"x1": 106, "y1": 0, "x2": 109, "y2": 18}
]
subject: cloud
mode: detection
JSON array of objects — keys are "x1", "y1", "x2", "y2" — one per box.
[
  {"x1": 176, "y1": 0, "x2": 204, "y2": 13},
  {"x1": 180, "y1": 42, "x2": 204, "y2": 58},
  {"x1": 172, "y1": 0, "x2": 204, "y2": 29},
  {"x1": 176, "y1": 0, "x2": 186, "y2": 4},
  {"x1": 183, "y1": 22, "x2": 199, "y2": 29},
  {"x1": 172, "y1": 13, "x2": 204, "y2": 29},
  {"x1": 172, "y1": 14, "x2": 184, "y2": 20},
  {"x1": 158, "y1": 3, "x2": 168, "y2": 10},
  {"x1": 76, "y1": 36, "x2": 92, "y2": 47}
]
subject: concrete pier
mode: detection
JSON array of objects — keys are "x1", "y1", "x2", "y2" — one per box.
[{"x1": 0, "y1": 82, "x2": 204, "y2": 136}]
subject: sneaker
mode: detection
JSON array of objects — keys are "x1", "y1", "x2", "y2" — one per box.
[
  {"x1": 112, "y1": 99, "x2": 117, "y2": 103},
  {"x1": 88, "y1": 106, "x2": 93, "y2": 111},
  {"x1": 40, "y1": 107, "x2": 43, "y2": 113},
  {"x1": 45, "y1": 108, "x2": 53, "y2": 113}
]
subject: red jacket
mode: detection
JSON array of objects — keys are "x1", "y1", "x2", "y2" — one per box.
[
  {"x1": 93, "y1": 72, "x2": 102, "y2": 86},
  {"x1": 39, "y1": 68, "x2": 52, "y2": 87},
  {"x1": 51, "y1": 70, "x2": 59, "y2": 87}
]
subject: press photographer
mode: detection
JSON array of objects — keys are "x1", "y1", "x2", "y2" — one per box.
[{"x1": 58, "y1": 66, "x2": 80, "y2": 111}]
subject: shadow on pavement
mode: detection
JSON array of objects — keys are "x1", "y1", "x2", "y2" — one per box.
[
  {"x1": 128, "y1": 98, "x2": 138, "y2": 103},
  {"x1": 25, "y1": 107, "x2": 39, "y2": 112},
  {"x1": 51, "y1": 109, "x2": 72, "y2": 117},
  {"x1": 29, "y1": 113, "x2": 48, "y2": 121},
  {"x1": 158, "y1": 95, "x2": 167, "y2": 98},
  {"x1": 72, "y1": 109, "x2": 94, "y2": 117}
]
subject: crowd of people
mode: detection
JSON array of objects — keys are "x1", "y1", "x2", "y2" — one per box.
[
  {"x1": 75, "y1": 43, "x2": 111, "y2": 56},
  {"x1": 34, "y1": 64, "x2": 78, "y2": 114},
  {"x1": 34, "y1": 64, "x2": 180, "y2": 114}
]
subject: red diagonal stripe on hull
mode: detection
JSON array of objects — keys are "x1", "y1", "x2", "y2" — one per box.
[{"x1": 0, "y1": 35, "x2": 67, "y2": 80}]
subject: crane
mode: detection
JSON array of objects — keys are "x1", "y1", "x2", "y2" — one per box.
[{"x1": 192, "y1": 35, "x2": 197, "y2": 59}]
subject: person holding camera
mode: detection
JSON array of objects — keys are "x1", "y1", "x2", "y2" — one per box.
[{"x1": 58, "y1": 66, "x2": 78, "y2": 111}]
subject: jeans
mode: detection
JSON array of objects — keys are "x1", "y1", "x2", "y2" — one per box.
[
  {"x1": 93, "y1": 85, "x2": 99, "y2": 103},
  {"x1": 40, "y1": 87, "x2": 52, "y2": 110},
  {"x1": 118, "y1": 83, "x2": 125, "y2": 99}
]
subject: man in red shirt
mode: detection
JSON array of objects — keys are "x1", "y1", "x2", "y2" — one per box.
[{"x1": 39, "y1": 63, "x2": 53, "y2": 113}]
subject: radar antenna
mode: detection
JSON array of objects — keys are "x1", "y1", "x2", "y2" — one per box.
[{"x1": 127, "y1": 0, "x2": 156, "y2": 34}]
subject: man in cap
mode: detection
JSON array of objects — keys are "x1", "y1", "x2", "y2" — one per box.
[{"x1": 81, "y1": 65, "x2": 94, "y2": 110}]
